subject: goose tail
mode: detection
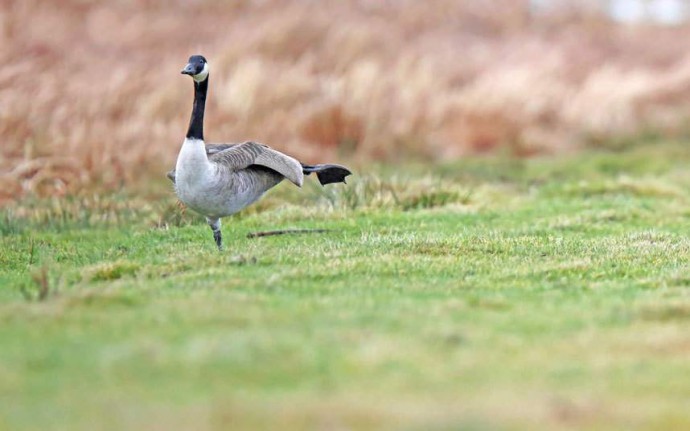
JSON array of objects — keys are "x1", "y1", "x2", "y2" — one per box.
[{"x1": 302, "y1": 164, "x2": 352, "y2": 186}]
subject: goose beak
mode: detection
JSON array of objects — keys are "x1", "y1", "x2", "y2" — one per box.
[{"x1": 181, "y1": 64, "x2": 195, "y2": 75}]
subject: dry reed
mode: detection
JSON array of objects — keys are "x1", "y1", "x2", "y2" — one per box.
[{"x1": 2, "y1": 0, "x2": 690, "y2": 203}]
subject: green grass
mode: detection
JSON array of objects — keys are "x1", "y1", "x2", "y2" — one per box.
[{"x1": 1, "y1": 142, "x2": 690, "y2": 430}]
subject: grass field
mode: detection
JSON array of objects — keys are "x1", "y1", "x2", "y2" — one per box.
[{"x1": 1, "y1": 141, "x2": 690, "y2": 430}]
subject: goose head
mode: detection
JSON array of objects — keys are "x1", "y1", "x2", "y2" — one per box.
[{"x1": 181, "y1": 55, "x2": 209, "y2": 82}]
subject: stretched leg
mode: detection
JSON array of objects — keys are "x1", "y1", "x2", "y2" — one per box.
[{"x1": 206, "y1": 217, "x2": 223, "y2": 251}]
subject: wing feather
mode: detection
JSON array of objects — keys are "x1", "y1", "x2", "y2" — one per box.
[
  {"x1": 205, "y1": 143, "x2": 237, "y2": 156},
  {"x1": 209, "y1": 141, "x2": 303, "y2": 187}
]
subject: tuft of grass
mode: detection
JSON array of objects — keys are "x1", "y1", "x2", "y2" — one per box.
[
  {"x1": 401, "y1": 189, "x2": 473, "y2": 211},
  {"x1": 17, "y1": 266, "x2": 54, "y2": 302},
  {"x1": 310, "y1": 173, "x2": 476, "y2": 212},
  {"x1": 87, "y1": 261, "x2": 141, "y2": 282},
  {"x1": 13, "y1": 239, "x2": 59, "y2": 302}
]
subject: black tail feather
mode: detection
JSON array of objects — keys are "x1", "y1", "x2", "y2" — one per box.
[{"x1": 302, "y1": 164, "x2": 352, "y2": 186}]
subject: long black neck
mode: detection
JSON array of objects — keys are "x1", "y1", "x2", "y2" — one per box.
[{"x1": 186, "y1": 77, "x2": 208, "y2": 140}]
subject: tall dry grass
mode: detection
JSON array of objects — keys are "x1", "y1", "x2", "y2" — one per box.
[{"x1": 2, "y1": 0, "x2": 690, "y2": 203}]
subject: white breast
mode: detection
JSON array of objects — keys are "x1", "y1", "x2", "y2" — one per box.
[
  {"x1": 174, "y1": 138, "x2": 214, "y2": 210},
  {"x1": 174, "y1": 138, "x2": 267, "y2": 218}
]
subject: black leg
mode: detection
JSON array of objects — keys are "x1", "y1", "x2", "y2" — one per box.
[
  {"x1": 213, "y1": 229, "x2": 222, "y2": 250},
  {"x1": 206, "y1": 217, "x2": 223, "y2": 251}
]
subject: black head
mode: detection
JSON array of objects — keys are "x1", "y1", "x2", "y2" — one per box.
[{"x1": 181, "y1": 55, "x2": 209, "y2": 81}]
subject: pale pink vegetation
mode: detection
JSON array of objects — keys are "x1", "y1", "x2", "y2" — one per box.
[{"x1": 2, "y1": 0, "x2": 690, "y2": 203}]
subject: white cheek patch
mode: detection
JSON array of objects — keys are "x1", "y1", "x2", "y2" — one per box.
[{"x1": 193, "y1": 63, "x2": 209, "y2": 82}]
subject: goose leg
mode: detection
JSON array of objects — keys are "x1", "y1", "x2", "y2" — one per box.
[{"x1": 206, "y1": 217, "x2": 223, "y2": 251}]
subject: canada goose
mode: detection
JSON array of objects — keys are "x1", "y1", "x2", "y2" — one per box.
[{"x1": 169, "y1": 55, "x2": 351, "y2": 250}]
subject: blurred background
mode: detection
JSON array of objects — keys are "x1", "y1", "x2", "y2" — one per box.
[{"x1": 2, "y1": 0, "x2": 690, "y2": 204}]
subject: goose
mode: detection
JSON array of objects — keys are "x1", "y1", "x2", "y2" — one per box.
[{"x1": 168, "y1": 55, "x2": 351, "y2": 250}]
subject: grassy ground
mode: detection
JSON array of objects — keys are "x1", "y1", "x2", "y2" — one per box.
[{"x1": 1, "y1": 142, "x2": 689, "y2": 430}]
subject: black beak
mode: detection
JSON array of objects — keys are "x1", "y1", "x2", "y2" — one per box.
[{"x1": 181, "y1": 63, "x2": 195, "y2": 75}]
